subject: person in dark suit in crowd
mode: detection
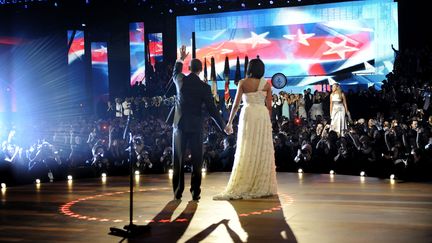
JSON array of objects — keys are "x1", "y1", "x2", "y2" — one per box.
[
  {"x1": 167, "y1": 45, "x2": 226, "y2": 201},
  {"x1": 304, "y1": 88, "x2": 313, "y2": 118}
]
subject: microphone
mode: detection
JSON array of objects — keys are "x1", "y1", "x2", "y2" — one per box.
[{"x1": 123, "y1": 115, "x2": 131, "y2": 140}]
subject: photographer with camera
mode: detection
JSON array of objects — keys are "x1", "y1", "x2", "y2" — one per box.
[
  {"x1": 133, "y1": 136, "x2": 152, "y2": 173},
  {"x1": 160, "y1": 146, "x2": 172, "y2": 173},
  {"x1": 90, "y1": 140, "x2": 110, "y2": 175},
  {"x1": 28, "y1": 141, "x2": 62, "y2": 182}
]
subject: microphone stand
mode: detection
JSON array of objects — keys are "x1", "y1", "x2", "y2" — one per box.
[{"x1": 109, "y1": 115, "x2": 150, "y2": 237}]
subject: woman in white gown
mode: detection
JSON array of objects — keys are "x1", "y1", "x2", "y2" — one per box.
[
  {"x1": 297, "y1": 94, "x2": 307, "y2": 119},
  {"x1": 213, "y1": 59, "x2": 278, "y2": 200},
  {"x1": 330, "y1": 83, "x2": 350, "y2": 137}
]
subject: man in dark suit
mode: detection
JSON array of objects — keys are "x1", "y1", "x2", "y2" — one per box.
[{"x1": 168, "y1": 45, "x2": 226, "y2": 201}]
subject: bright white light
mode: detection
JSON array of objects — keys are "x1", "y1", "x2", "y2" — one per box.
[
  {"x1": 134, "y1": 170, "x2": 140, "y2": 175},
  {"x1": 330, "y1": 170, "x2": 335, "y2": 175},
  {"x1": 201, "y1": 168, "x2": 207, "y2": 173},
  {"x1": 360, "y1": 171, "x2": 365, "y2": 177},
  {"x1": 193, "y1": 7, "x2": 197, "y2": 11},
  {"x1": 241, "y1": 3, "x2": 246, "y2": 8},
  {"x1": 101, "y1": 173, "x2": 107, "y2": 178},
  {"x1": 217, "y1": 5, "x2": 222, "y2": 9},
  {"x1": 36, "y1": 179, "x2": 41, "y2": 184},
  {"x1": 168, "y1": 169, "x2": 174, "y2": 174},
  {"x1": 390, "y1": 174, "x2": 395, "y2": 180},
  {"x1": 298, "y1": 168, "x2": 303, "y2": 173},
  {"x1": 81, "y1": 23, "x2": 86, "y2": 27},
  {"x1": 67, "y1": 175, "x2": 73, "y2": 180},
  {"x1": 1, "y1": 183, "x2": 6, "y2": 189},
  {"x1": 169, "y1": 9, "x2": 173, "y2": 13},
  {"x1": 269, "y1": 0, "x2": 274, "y2": 4},
  {"x1": 258, "y1": 2, "x2": 261, "y2": 6}
]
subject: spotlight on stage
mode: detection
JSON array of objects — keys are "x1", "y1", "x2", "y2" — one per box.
[
  {"x1": 168, "y1": 169, "x2": 174, "y2": 174},
  {"x1": 201, "y1": 168, "x2": 206, "y2": 173},
  {"x1": 1, "y1": 183, "x2": 6, "y2": 189},
  {"x1": 101, "y1": 173, "x2": 107, "y2": 178},
  {"x1": 360, "y1": 171, "x2": 365, "y2": 177},
  {"x1": 390, "y1": 174, "x2": 395, "y2": 180},
  {"x1": 330, "y1": 170, "x2": 335, "y2": 175},
  {"x1": 241, "y1": 2, "x2": 246, "y2": 8},
  {"x1": 298, "y1": 168, "x2": 303, "y2": 173},
  {"x1": 35, "y1": 179, "x2": 41, "y2": 184},
  {"x1": 67, "y1": 175, "x2": 73, "y2": 181},
  {"x1": 134, "y1": 170, "x2": 140, "y2": 176}
]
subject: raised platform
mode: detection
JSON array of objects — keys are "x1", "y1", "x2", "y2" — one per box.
[{"x1": 1, "y1": 172, "x2": 431, "y2": 242}]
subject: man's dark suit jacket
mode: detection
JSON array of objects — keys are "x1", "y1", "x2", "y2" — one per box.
[{"x1": 167, "y1": 60, "x2": 225, "y2": 132}]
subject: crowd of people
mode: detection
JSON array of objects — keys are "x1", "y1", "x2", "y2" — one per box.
[{"x1": 1, "y1": 46, "x2": 432, "y2": 186}]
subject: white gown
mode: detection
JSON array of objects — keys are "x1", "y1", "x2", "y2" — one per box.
[
  {"x1": 330, "y1": 93, "x2": 347, "y2": 137},
  {"x1": 214, "y1": 78, "x2": 278, "y2": 200}
]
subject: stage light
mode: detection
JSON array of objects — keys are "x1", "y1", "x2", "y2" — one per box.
[
  {"x1": 168, "y1": 169, "x2": 174, "y2": 174},
  {"x1": 54, "y1": 2, "x2": 58, "y2": 7},
  {"x1": 169, "y1": 9, "x2": 173, "y2": 13},
  {"x1": 35, "y1": 179, "x2": 41, "y2": 184},
  {"x1": 241, "y1": 3, "x2": 246, "y2": 8},
  {"x1": 390, "y1": 174, "x2": 395, "y2": 180},
  {"x1": 298, "y1": 168, "x2": 303, "y2": 173},
  {"x1": 258, "y1": 2, "x2": 262, "y2": 6},
  {"x1": 86, "y1": 0, "x2": 90, "y2": 4},
  {"x1": 330, "y1": 170, "x2": 335, "y2": 175},
  {"x1": 135, "y1": 170, "x2": 140, "y2": 175},
  {"x1": 217, "y1": 5, "x2": 222, "y2": 9},
  {"x1": 201, "y1": 168, "x2": 207, "y2": 173},
  {"x1": 82, "y1": 23, "x2": 86, "y2": 27},
  {"x1": 101, "y1": 173, "x2": 107, "y2": 178},
  {"x1": 67, "y1": 175, "x2": 73, "y2": 180},
  {"x1": 360, "y1": 171, "x2": 365, "y2": 177},
  {"x1": 1, "y1": 183, "x2": 6, "y2": 189},
  {"x1": 193, "y1": 7, "x2": 197, "y2": 11},
  {"x1": 269, "y1": 0, "x2": 274, "y2": 4}
]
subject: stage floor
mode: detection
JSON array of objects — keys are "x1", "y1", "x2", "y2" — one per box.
[{"x1": 1, "y1": 172, "x2": 432, "y2": 243}]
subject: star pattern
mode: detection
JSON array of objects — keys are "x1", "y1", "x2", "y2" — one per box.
[
  {"x1": 323, "y1": 39, "x2": 359, "y2": 59},
  {"x1": 94, "y1": 45, "x2": 107, "y2": 54},
  {"x1": 283, "y1": 29, "x2": 315, "y2": 46},
  {"x1": 235, "y1": 31, "x2": 271, "y2": 49}
]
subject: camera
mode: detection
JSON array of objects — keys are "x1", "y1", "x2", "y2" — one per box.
[{"x1": 133, "y1": 137, "x2": 143, "y2": 145}]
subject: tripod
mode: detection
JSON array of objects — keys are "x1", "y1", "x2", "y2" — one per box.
[{"x1": 109, "y1": 116, "x2": 150, "y2": 237}]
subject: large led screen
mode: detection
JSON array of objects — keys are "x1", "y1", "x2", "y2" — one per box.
[
  {"x1": 67, "y1": 30, "x2": 85, "y2": 65},
  {"x1": 130, "y1": 22, "x2": 145, "y2": 86},
  {"x1": 91, "y1": 42, "x2": 109, "y2": 101},
  {"x1": 148, "y1": 32, "x2": 163, "y2": 66},
  {"x1": 177, "y1": 0, "x2": 398, "y2": 90}
]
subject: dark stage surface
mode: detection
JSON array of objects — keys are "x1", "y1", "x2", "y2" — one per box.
[{"x1": 1, "y1": 173, "x2": 431, "y2": 242}]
